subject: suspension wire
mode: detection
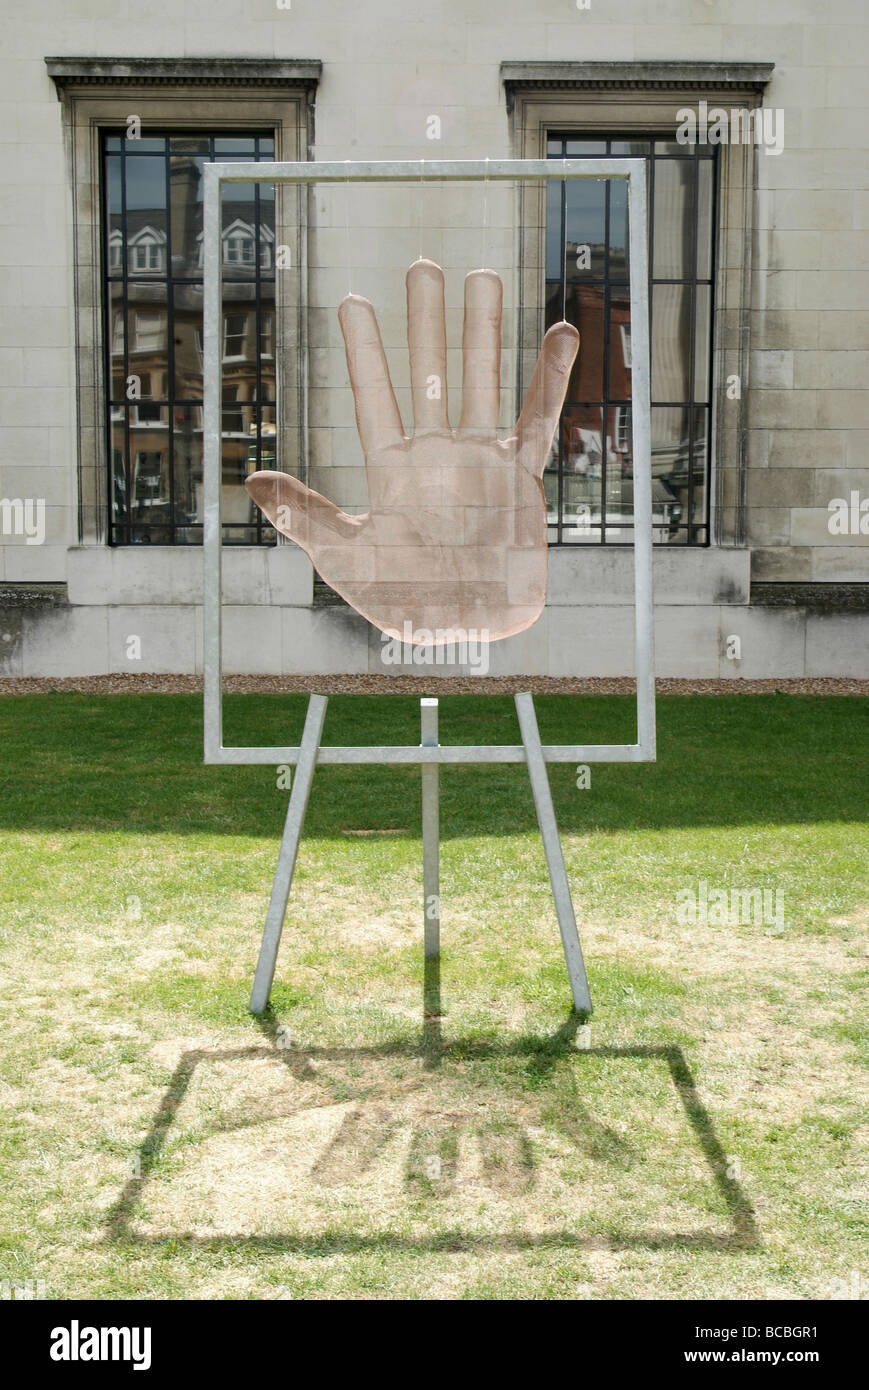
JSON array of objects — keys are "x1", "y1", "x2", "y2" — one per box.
[
  {"x1": 482, "y1": 155, "x2": 489, "y2": 271},
  {"x1": 561, "y1": 156, "x2": 568, "y2": 321},
  {"x1": 344, "y1": 160, "x2": 352, "y2": 295},
  {"x1": 418, "y1": 157, "x2": 424, "y2": 262}
]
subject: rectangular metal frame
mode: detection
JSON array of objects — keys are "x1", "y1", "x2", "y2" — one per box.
[{"x1": 203, "y1": 158, "x2": 654, "y2": 767}]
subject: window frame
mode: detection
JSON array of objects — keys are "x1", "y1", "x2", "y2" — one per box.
[
  {"x1": 505, "y1": 63, "x2": 773, "y2": 549},
  {"x1": 544, "y1": 132, "x2": 717, "y2": 548},
  {"x1": 47, "y1": 58, "x2": 319, "y2": 546}
]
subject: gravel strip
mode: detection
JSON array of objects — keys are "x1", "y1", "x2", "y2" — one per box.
[{"x1": 1, "y1": 674, "x2": 868, "y2": 697}]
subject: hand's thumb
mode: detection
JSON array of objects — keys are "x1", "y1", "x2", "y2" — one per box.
[{"x1": 245, "y1": 471, "x2": 360, "y2": 551}]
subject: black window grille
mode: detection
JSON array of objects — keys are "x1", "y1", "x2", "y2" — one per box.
[
  {"x1": 545, "y1": 136, "x2": 716, "y2": 545},
  {"x1": 102, "y1": 131, "x2": 277, "y2": 545}
]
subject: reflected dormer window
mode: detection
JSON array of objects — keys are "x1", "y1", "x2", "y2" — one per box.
[
  {"x1": 108, "y1": 229, "x2": 123, "y2": 272},
  {"x1": 224, "y1": 221, "x2": 256, "y2": 266},
  {"x1": 128, "y1": 225, "x2": 166, "y2": 274},
  {"x1": 195, "y1": 220, "x2": 275, "y2": 272}
]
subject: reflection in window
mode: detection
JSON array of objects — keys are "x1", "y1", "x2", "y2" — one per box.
[
  {"x1": 108, "y1": 229, "x2": 123, "y2": 271},
  {"x1": 545, "y1": 135, "x2": 715, "y2": 545},
  {"x1": 222, "y1": 385, "x2": 246, "y2": 435},
  {"x1": 102, "y1": 130, "x2": 277, "y2": 544},
  {"x1": 195, "y1": 218, "x2": 276, "y2": 272},
  {"x1": 223, "y1": 312, "x2": 248, "y2": 360},
  {"x1": 225, "y1": 226, "x2": 255, "y2": 266},
  {"x1": 133, "y1": 312, "x2": 164, "y2": 353},
  {"x1": 261, "y1": 312, "x2": 274, "y2": 358},
  {"x1": 129, "y1": 226, "x2": 166, "y2": 273}
]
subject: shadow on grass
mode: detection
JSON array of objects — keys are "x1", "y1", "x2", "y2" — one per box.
[{"x1": 104, "y1": 1014, "x2": 760, "y2": 1256}]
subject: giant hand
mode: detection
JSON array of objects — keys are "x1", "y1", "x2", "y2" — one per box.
[{"x1": 245, "y1": 259, "x2": 579, "y2": 643}]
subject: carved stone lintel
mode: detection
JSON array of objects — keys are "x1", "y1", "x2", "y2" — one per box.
[{"x1": 45, "y1": 56, "x2": 322, "y2": 98}]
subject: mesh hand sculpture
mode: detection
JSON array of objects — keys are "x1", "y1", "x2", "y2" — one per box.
[{"x1": 245, "y1": 259, "x2": 579, "y2": 643}]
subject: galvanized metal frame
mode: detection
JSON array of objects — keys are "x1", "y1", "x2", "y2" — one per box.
[
  {"x1": 203, "y1": 159, "x2": 653, "y2": 1018},
  {"x1": 249, "y1": 693, "x2": 327, "y2": 1015},
  {"x1": 515, "y1": 692, "x2": 592, "y2": 1013},
  {"x1": 203, "y1": 158, "x2": 655, "y2": 769}
]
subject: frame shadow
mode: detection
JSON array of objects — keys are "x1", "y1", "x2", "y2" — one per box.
[{"x1": 105, "y1": 1013, "x2": 760, "y2": 1257}]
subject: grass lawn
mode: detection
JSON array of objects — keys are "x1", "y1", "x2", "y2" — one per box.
[{"x1": 0, "y1": 691, "x2": 866, "y2": 1300}]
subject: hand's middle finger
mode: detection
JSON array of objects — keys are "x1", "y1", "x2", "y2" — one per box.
[{"x1": 407, "y1": 259, "x2": 449, "y2": 431}]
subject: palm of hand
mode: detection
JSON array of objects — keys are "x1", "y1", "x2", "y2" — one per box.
[{"x1": 246, "y1": 260, "x2": 579, "y2": 643}]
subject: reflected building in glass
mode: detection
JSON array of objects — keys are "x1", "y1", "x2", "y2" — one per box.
[
  {"x1": 103, "y1": 133, "x2": 277, "y2": 544},
  {"x1": 544, "y1": 136, "x2": 713, "y2": 546}
]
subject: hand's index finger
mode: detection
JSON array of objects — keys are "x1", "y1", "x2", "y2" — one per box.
[
  {"x1": 339, "y1": 293, "x2": 406, "y2": 455},
  {"x1": 516, "y1": 322, "x2": 579, "y2": 478}
]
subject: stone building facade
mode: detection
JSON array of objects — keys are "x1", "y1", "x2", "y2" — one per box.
[{"x1": 1, "y1": 1, "x2": 867, "y2": 678}]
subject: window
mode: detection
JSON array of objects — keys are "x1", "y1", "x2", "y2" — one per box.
[
  {"x1": 108, "y1": 229, "x2": 123, "y2": 271},
  {"x1": 134, "y1": 372, "x2": 163, "y2": 425},
  {"x1": 133, "y1": 451, "x2": 165, "y2": 511},
  {"x1": 545, "y1": 135, "x2": 715, "y2": 545},
  {"x1": 102, "y1": 130, "x2": 277, "y2": 544},
  {"x1": 224, "y1": 221, "x2": 256, "y2": 267},
  {"x1": 49, "y1": 58, "x2": 317, "y2": 547},
  {"x1": 222, "y1": 385, "x2": 246, "y2": 435},
  {"x1": 223, "y1": 312, "x2": 248, "y2": 361},
  {"x1": 260, "y1": 312, "x2": 274, "y2": 359},
  {"x1": 619, "y1": 324, "x2": 632, "y2": 370},
  {"x1": 129, "y1": 227, "x2": 166, "y2": 274},
  {"x1": 504, "y1": 64, "x2": 771, "y2": 549},
  {"x1": 132, "y1": 312, "x2": 164, "y2": 353}
]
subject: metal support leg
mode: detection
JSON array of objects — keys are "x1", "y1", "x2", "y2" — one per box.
[
  {"x1": 249, "y1": 694, "x2": 328, "y2": 1015},
  {"x1": 515, "y1": 691, "x2": 592, "y2": 1015},
  {"x1": 421, "y1": 698, "x2": 440, "y2": 1018}
]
